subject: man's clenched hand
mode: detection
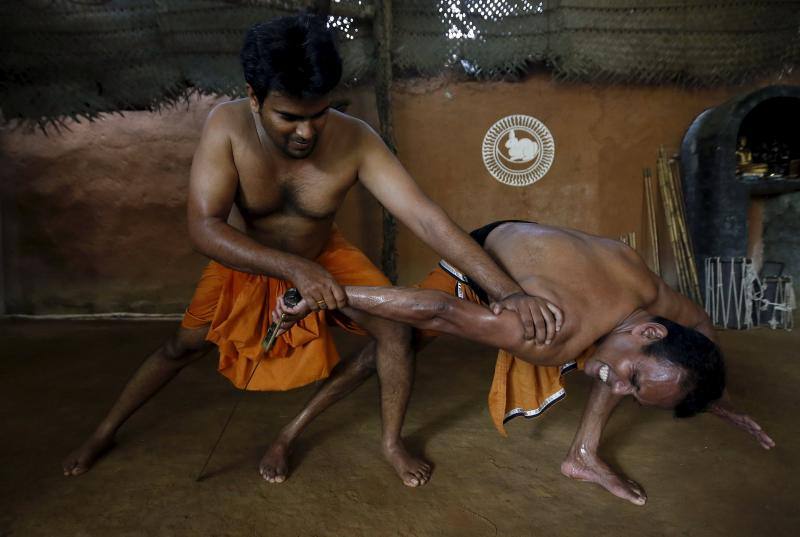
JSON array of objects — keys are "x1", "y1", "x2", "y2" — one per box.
[{"x1": 271, "y1": 296, "x2": 313, "y2": 337}]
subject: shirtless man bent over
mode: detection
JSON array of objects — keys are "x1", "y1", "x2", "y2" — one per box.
[{"x1": 274, "y1": 221, "x2": 774, "y2": 503}]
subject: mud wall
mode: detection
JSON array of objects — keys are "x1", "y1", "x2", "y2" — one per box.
[{"x1": 1, "y1": 74, "x2": 796, "y2": 313}]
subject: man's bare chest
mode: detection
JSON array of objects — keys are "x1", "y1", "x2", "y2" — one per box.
[{"x1": 233, "y1": 149, "x2": 357, "y2": 221}]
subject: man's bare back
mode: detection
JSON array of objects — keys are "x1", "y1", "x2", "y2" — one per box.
[
  {"x1": 477, "y1": 222, "x2": 712, "y2": 363},
  {"x1": 480, "y1": 222, "x2": 659, "y2": 363}
]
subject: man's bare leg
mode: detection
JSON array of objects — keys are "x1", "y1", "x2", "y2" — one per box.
[
  {"x1": 259, "y1": 341, "x2": 378, "y2": 483},
  {"x1": 359, "y1": 312, "x2": 431, "y2": 487},
  {"x1": 331, "y1": 307, "x2": 430, "y2": 486},
  {"x1": 62, "y1": 325, "x2": 214, "y2": 476},
  {"x1": 265, "y1": 285, "x2": 513, "y2": 487},
  {"x1": 560, "y1": 380, "x2": 647, "y2": 505}
]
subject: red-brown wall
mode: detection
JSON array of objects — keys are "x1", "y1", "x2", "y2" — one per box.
[
  {"x1": 2, "y1": 73, "x2": 796, "y2": 313},
  {"x1": 387, "y1": 74, "x2": 800, "y2": 284}
]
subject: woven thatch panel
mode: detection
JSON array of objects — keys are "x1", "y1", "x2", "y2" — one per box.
[
  {"x1": 1, "y1": 0, "x2": 177, "y2": 122},
  {"x1": 553, "y1": 1, "x2": 800, "y2": 84},
  {"x1": 1, "y1": 0, "x2": 797, "y2": 124}
]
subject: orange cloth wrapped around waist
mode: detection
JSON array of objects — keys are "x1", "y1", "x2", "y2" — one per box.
[
  {"x1": 416, "y1": 264, "x2": 592, "y2": 436},
  {"x1": 181, "y1": 228, "x2": 389, "y2": 391}
]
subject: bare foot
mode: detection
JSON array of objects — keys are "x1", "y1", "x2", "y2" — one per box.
[
  {"x1": 259, "y1": 439, "x2": 291, "y2": 483},
  {"x1": 383, "y1": 442, "x2": 432, "y2": 487},
  {"x1": 62, "y1": 434, "x2": 115, "y2": 477},
  {"x1": 561, "y1": 451, "x2": 647, "y2": 505}
]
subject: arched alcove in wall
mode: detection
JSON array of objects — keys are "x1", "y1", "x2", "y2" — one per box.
[{"x1": 680, "y1": 85, "x2": 800, "y2": 294}]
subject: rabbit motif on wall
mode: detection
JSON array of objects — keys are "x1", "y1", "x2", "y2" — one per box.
[{"x1": 504, "y1": 130, "x2": 539, "y2": 162}]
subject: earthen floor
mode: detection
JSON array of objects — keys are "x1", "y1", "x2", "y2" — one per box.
[{"x1": 1, "y1": 319, "x2": 797, "y2": 536}]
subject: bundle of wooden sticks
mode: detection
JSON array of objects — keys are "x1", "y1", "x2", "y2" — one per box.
[{"x1": 641, "y1": 147, "x2": 702, "y2": 304}]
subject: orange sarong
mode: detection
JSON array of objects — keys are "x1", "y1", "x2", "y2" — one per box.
[
  {"x1": 181, "y1": 228, "x2": 389, "y2": 391},
  {"x1": 417, "y1": 264, "x2": 592, "y2": 436}
]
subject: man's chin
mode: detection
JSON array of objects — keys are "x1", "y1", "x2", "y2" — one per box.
[
  {"x1": 583, "y1": 357, "x2": 598, "y2": 375},
  {"x1": 283, "y1": 148, "x2": 313, "y2": 159},
  {"x1": 283, "y1": 142, "x2": 315, "y2": 159}
]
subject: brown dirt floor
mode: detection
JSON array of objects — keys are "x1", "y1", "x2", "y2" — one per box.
[{"x1": 1, "y1": 319, "x2": 798, "y2": 536}]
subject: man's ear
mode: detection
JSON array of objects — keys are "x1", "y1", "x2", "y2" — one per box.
[
  {"x1": 632, "y1": 321, "x2": 667, "y2": 341},
  {"x1": 245, "y1": 84, "x2": 260, "y2": 112}
]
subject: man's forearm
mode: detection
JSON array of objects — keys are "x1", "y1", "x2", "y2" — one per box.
[
  {"x1": 570, "y1": 380, "x2": 624, "y2": 452},
  {"x1": 343, "y1": 285, "x2": 524, "y2": 351},
  {"x1": 414, "y1": 212, "x2": 522, "y2": 301},
  {"x1": 345, "y1": 286, "x2": 440, "y2": 327},
  {"x1": 188, "y1": 217, "x2": 302, "y2": 278}
]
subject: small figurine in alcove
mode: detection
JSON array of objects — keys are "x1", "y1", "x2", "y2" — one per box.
[{"x1": 736, "y1": 136, "x2": 753, "y2": 170}]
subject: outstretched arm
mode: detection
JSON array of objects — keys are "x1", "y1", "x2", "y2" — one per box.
[
  {"x1": 691, "y1": 319, "x2": 774, "y2": 448},
  {"x1": 709, "y1": 391, "x2": 775, "y2": 449},
  {"x1": 561, "y1": 381, "x2": 647, "y2": 505},
  {"x1": 274, "y1": 285, "x2": 533, "y2": 355},
  {"x1": 696, "y1": 322, "x2": 775, "y2": 449}
]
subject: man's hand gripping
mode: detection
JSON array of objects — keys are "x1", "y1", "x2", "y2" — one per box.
[
  {"x1": 271, "y1": 295, "x2": 314, "y2": 338},
  {"x1": 491, "y1": 292, "x2": 564, "y2": 345},
  {"x1": 269, "y1": 259, "x2": 343, "y2": 338},
  {"x1": 290, "y1": 259, "x2": 348, "y2": 313}
]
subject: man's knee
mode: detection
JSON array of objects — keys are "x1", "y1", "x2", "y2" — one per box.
[
  {"x1": 353, "y1": 341, "x2": 379, "y2": 372},
  {"x1": 164, "y1": 326, "x2": 212, "y2": 362}
]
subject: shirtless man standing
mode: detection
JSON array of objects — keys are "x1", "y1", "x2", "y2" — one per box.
[
  {"x1": 61, "y1": 17, "x2": 560, "y2": 486},
  {"x1": 272, "y1": 220, "x2": 775, "y2": 504}
]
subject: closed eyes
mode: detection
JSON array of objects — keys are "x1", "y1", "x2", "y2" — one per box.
[{"x1": 277, "y1": 107, "x2": 329, "y2": 122}]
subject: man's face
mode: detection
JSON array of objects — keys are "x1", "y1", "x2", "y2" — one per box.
[
  {"x1": 251, "y1": 90, "x2": 331, "y2": 159},
  {"x1": 585, "y1": 352, "x2": 688, "y2": 408}
]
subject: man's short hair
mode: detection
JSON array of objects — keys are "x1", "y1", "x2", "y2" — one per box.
[
  {"x1": 241, "y1": 14, "x2": 342, "y2": 104},
  {"x1": 645, "y1": 316, "x2": 725, "y2": 418}
]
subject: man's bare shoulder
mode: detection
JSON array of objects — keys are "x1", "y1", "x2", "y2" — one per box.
[
  {"x1": 322, "y1": 109, "x2": 385, "y2": 163},
  {"x1": 203, "y1": 99, "x2": 251, "y2": 135},
  {"x1": 327, "y1": 109, "x2": 377, "y2": 142},
  {"x1": 648, "y1": 277, "x2": 707, "y2": 327}
]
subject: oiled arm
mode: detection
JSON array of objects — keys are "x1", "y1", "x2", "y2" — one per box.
[{"x1": 275, "y1": 285, "x2": 530, "y2": 353}]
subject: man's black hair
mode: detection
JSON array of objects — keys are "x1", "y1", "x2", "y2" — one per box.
[
  {"x1": 644, "y1": 316, "x2": 725, "y2": 418},
  {"x1": 241, "y1": 14, "x2": 342, "y2": 104}
]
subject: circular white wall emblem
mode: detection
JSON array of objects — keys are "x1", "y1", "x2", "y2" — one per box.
[{"x1": 482, "y1": 115, "x2": 555, "y2": 186}]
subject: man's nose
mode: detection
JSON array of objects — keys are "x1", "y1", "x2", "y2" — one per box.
[
  {"x1": 612, "y1": 381, "x2": 634, "y2": 396},
  {"x1": 295, "y1": 121, "x2": 313, "y2": 140}
]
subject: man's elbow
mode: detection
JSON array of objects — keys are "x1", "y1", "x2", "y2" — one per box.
[
  {"x1": 410, "y1": 290, "x2": 453, "y2": 324},
  {"x1": 187, "y1": 216, "x2": 221, "y2": 256}
]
